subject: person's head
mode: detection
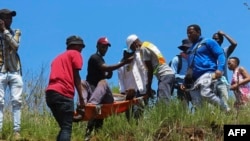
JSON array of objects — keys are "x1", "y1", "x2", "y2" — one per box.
[
  {"x1": 178, "y1": 39, "x2": 192, "y2": 53},
  {"x1": 228, "y1": 56, "x2": 240, "y2": 70},
  {"x1": 0, "y1": 9, "x2": 16, "y2": 29},
  {"x1": 212, "y1": 33, "x2": 224, "y2": 46},
  {"x1": 187, "y1": 24, "x2": 201, "y2": 43},
  {"x1": 126, "y1": 34, "x2": 141, "y2": 52},
  {"x1": 66, "y1": 35, "x2": 85, "y2": 52},
  {"x1": 96, "y1": 37, "x2": 111, "y2": 56}
]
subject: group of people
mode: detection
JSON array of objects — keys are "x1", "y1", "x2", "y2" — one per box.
[
  {"x1": 1, "y1": 8, "x2": 250, "y2": 141},
  {"x1": 176, "y1": 24, "x2": 250, "y2": 112},
  {"x1": 170, "y1": 26, "x2": 239, "y2": 111},
  {"x1": 40, "y1": 20, "x2": 250, "y2": 141},
  {"x1": 45, "y1": 32, "x2": 176, "y2": 140},
  {"x1": 171, "y1": 24, "x2": 250, "y2": 113}
]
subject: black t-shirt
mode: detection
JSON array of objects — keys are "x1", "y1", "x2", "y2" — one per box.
[{"x1": 86, "y1": 53, "x2": 106, "y2": 86}]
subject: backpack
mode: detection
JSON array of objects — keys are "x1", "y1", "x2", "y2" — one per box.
[{"x1": 169, "y1": 55, "x2": 182, "y2": 74}]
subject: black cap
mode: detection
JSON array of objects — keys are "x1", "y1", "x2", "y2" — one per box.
[
  {"x1": 66, "y1": 35, "x2": 85, "y2": 47},
  {"x1": 0, "y1": 9, "x2": 16, "y2": 16},
  {"x1": 178, "y1": 39, "x2": 192, "y2": 51}
]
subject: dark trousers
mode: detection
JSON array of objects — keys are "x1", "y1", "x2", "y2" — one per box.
[
  {"x1": 177, "y1": 88, "x2": 192, "y2": 107},
  {"x1": 86, "y1": 119, "x2": 104, "y2": 133},
  {"x1": 46, "y1": 90, "x2": 74, "y2": 141},
  {"x1": 125, "y1": 91, "x2": 146, "y2": 121}
]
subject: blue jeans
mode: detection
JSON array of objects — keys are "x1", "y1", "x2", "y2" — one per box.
[
  {"x1": 0, "y1": 72, "x2": 23, "y2": 132},
  {"x1": 215, "y1": 78, "x2": 230, "y2": 110},
  {"x1": 46, "y1": 90, "x2": 74, "y2": 141}
]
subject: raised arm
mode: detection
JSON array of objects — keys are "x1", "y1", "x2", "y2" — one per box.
[{"x1": 218, "y1": 30, "x2": 237, "y2": 57}]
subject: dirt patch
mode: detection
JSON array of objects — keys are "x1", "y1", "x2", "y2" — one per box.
[
  {"x1": 154, "y1": 126, "x2": 206, "y2": 141},
  {"x1": 153, "y1": 121, "x2": 224, "y2": 141}
]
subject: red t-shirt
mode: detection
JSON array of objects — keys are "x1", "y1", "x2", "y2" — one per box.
[{"x1": 46, "y1": 50, "x2": 83, "y2": 98}]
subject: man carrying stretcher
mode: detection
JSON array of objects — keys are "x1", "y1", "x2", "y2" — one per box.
[{"x1": 75, "y1": 37, "x2": 133, "y2": 141}]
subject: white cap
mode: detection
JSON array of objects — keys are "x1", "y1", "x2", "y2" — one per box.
[{"x1": 126, "y1": 34, "x2": 138, "y2": 50}]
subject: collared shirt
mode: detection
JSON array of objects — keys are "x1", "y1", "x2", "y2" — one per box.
[
  {"x1": 0, "y1": 29, "x2": 21, "y2": 73},
  {"x1": 170, "y1": 53, "x2": 188, "y2": 84},
  {"x1": 171, "y1": 53, "x2": 188, "y2": 80}
]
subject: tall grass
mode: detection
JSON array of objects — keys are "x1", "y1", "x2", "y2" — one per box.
[
  {"x1": 3, "y1": 96, "x2": 250, "y2": 141},
  {"x1": 1, "y1": 67, "x2": 250, "y2": 141}
]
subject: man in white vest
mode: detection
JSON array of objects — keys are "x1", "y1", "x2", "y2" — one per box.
[
  {"x1": 117, "y1": 48, "x2": 148, "y2": 120},
  {"x1": 118, "y1": 48, "x2": 147, "y2": 96},
  {"x1": 126, "y1": 34, "x2": 175, "y2": 104}
]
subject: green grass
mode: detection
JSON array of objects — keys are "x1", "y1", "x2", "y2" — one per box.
[
  {"x1": 1, "y1": 97, "x2": 249, "y2": 141},
  {"x1": 1, "y1": 69, "x2": 248, "y2": 141}
]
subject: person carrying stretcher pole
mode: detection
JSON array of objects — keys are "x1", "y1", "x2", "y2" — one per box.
[{"x1": 75, "y1": 37, "x2": 133, "y2": 141}]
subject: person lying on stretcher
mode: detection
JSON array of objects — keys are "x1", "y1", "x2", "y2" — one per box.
[{"x1": 73, "y1": 80, "x2": 137, "y2": 122}]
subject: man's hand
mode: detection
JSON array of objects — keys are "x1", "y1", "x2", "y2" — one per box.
[
  {"x1": 212, "y1": 70, "x2": 223, "y2": 80},
  {"x1": 180, "y1": 84, "x2": 186, "y2": 91},
  {"x1": 217, "y1": 30, "x2": 225, "y2": 36},
  {"x1": 73, "y1": 103, "x2": 85, "y2": 122},
  {"x1": 230, "y1": 83, "x2": 238, "y2": 90},
  {"x1": 78, "y1": 96, "x2": 85, "y2": 108}
]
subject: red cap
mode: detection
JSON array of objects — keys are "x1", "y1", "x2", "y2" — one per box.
[{"x1": 97, "y1": 37, "x2": 111, "y2": 47}]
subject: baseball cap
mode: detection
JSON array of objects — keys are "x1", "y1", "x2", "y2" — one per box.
[
  {"x1": 97, "y1": 37, "x2": 111, "y2": 47},
  {"x1": 126, "y1": 34, "x2": 138, "y2": 50},
  {"x1": 0, "y1": 9, "x2": 16, "y2": 16},
  {"x1": 178, "y1": 39, "x2": 192, "y2": 51},
  {"x1": 66, "y1": 35, "x2": 85, "y2": 47}
]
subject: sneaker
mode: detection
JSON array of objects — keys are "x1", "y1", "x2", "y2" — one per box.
[
  {"x1": 13, "y1": 132, "x2": 21, "y2": 140},
  {"x1": 84, "y1": 135, "x2": 90, "y2": 141},
  {"x1": 73, "y1": 114, "x2": 83, "y2": 122},
  {"x1": 226, "y1": 107, "x2": 233, "y2": 114},
  {"x1": 226, "y1": 107, "x2": 231, "y2": 112},
  {"x1": 84, "y1": 129, "x2": 92, "y2": 141}
]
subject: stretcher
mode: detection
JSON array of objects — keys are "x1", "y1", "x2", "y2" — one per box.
[{"x1": 73, "y1": 94, "x2": 145, "y2": 121}]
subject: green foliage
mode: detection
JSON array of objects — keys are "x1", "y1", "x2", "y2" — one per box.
[{"x1": 110, "y1": 83, "x2": 120, "y2": 93}]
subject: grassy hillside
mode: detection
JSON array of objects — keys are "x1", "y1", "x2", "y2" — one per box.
[
  {"x1": 1, "y1": 97, "x2": 250, "y2": 141},
  {"x1": 1, "y1": 68, "x2": 249, "y2": 141}
]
